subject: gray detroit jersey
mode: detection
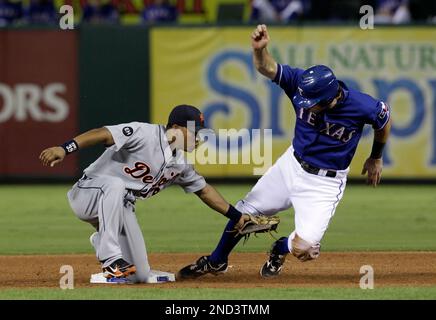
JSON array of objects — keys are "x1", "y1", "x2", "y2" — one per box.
[{"x1": 83, "y1": 122, "x2": 206, "y2": 197}]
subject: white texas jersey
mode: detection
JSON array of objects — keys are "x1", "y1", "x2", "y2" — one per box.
[{"x1": 83, "y1": 122, "x2": 206, "y2": 198}]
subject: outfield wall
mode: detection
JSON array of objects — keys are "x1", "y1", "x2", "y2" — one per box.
[
  {"x1": 0, "y1": 30, "x2": 79, "y2": 180},
  {"x1": 1, "y1": 25, "x2": 435, "y2": 181}
]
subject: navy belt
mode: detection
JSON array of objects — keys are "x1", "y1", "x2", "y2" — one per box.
[{"x1": 293, "y1": 151, "x2": 337, "y2": 178}]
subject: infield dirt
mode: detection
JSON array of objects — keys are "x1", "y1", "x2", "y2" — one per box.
[{"x1": 1, "y1": 252, "x2": 435, "y2": 289}]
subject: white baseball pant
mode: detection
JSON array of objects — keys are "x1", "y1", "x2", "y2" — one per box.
[{"x1": 235, "y1": 146, "x2": 348, "y2": 253}]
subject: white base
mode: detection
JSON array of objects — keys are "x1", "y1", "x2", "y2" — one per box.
[
  {"x1": 90, "y1": 273, "x2": 132, "y2": 284},
  {"x1": 90, "y1": 270, "x2": 175, "y2": 284},
  {"x1": 146, "y1": 270, "x2": 176, "y2": 283}
]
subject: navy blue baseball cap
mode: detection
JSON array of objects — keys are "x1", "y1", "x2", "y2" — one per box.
[
  {"x1": 167, "y1": 104, "x2": 206, "y2": 133},
  {"x1": 292, "y1": 65, "x2": 340, "y2": 109}
]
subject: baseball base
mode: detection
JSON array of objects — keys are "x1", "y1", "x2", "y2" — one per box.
[
  {"x1": 90, "y1": 269, "x2": 176, "y2": 284},
  {"x1": 90, "y1": 273, "x2": 132, "y2": 284},
  {"x1": 146, "y1": 270, "x2": 176, "y2": 283}
]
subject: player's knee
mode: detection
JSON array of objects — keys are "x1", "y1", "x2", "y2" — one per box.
[{"x1": 291, "y1": 234, "x2": 321, "y2": 262}]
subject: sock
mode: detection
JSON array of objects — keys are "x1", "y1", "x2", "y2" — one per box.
[
  {"x1": 274, "y1": 237, "x2": 290, "y2": 255},
  {"x1": 209, "y1": 220, "x2": 244, "y2": 264}
]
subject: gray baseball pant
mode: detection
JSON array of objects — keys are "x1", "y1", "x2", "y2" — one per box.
[{"x1": 67, "y1": 175, "x2": 151, "y2": 282}]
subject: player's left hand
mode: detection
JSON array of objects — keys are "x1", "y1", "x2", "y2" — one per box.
[
  {"x1": 232, "y1": 214, "x2": 280, "y2": 240},
  {"x1": 361, "y1": 157, "x2": 383, "y2": 187},
  {"x1": 235, "y1": 214, "x2": 251, "y2": 230}
]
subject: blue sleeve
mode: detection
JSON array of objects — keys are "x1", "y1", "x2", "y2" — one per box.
[
  {"x1": 369, "y1": 101, "x2": 391, "y2": 130},
  {"x1": 272, "y1": 64, "x2": 304, "y2": 97}
]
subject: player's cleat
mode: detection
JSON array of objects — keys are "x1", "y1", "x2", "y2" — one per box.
[
  {"x1": 102, "y1": 258, "x2": 137, "y2": 279},
  {"x1": 177, "y1": 256, "x2": 228, "y2": 279},
  {"x1": 260, "y1": 237, "x2": 288, "y2": 278}
]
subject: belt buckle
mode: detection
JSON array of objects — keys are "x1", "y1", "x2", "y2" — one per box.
[
  {"x1": 327, "y1": 170, "x2": 337, "y2": 178},
  {"x1": 301, "y1": 161, "x2": 321, "y2": 175}
]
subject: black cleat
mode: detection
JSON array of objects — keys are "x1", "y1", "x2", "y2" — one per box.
[
  {"x1": 103, "y1": 258, "x2": 136, "y2": 279},
  {"x1": 177, "y1": 256, "x2": 228, "y2": 279},
  {"x1": 260, "y1": 237, "x2": 288, "y2": 278}
]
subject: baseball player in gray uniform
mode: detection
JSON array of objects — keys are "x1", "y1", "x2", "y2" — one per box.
[{"x1": 39, "y1": 105, "x2": 248, "y2": 283}]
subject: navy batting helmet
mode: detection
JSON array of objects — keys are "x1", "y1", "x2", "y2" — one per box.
[{"x1": 292, "y1": 65, "x2": 340, "y2": 109}]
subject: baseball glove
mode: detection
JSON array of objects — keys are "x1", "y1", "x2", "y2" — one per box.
[{"x1": 231, "y1": 215, "x2": 280, "y2": 243}]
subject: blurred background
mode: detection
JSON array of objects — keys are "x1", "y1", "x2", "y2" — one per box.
[
  {"x1": 1, "y1": 0, "x2": 436, "y2": 182},
  {"x1": 1, "y1": 0, "x2": 436, "y2": 25}
]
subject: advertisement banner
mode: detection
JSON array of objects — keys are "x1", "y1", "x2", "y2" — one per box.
[
  {"x1": 0, "y1": 30, "x2": 78, "y2": 177},
  {"x1": 151, "y1": 26, "x2": 436, "y2": 178}
]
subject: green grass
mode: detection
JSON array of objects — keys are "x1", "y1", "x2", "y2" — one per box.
[
  {"x1": 0, "y1": 184, "x2": 435, "y2": 254},
  {"x1": 0, "y1": 287, "x2": 435, "y2": 300}
]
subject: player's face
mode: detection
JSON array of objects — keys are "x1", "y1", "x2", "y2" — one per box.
[
  {"x1": 308, "y1": 91, "x2": 342, "y2": 114},
  {"x1": 308, "y1": 104, "x2": 327, "y2": 114}
]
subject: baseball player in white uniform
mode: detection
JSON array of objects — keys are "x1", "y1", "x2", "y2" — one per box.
[
  {"x1": 178, "y1": 25, "x2": 392, "y2": 279},
  {"x1": 40, "y1": 105, "x2": 249, "y2": 283}
]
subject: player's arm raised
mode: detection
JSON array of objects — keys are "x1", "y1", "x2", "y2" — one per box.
[
  {"x1": 39, "y1": 127, "x2": 115, "y2": 168},
  {"x1": 361, "y1": 117, "x2": 392, "y2": 187},
  {"x1": 252, "y1": 24, "x2": 277, "y2": 80},
  {"x1": 195, "y1": 184, "x2": 249, "y2": 228}
]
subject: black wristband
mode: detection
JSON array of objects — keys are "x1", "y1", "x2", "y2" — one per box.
[
  {"x1": 370, "y1": 141, "x2": 385, "y2": 159},
  {"x1": 61, "y1": 140, "x2": 79, "y2": 155},
  {"x1": 226, "y1": 205, "x2": 242, "y2": 223}
]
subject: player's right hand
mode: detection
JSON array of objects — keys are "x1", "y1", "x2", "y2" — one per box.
[
  {"x1": 251, "y1": 24, "x2": 270, "y2": 51},
  {"x1": 39, "y1": 146, "x2": 66, "y2": 167},
  {"x1": 361, "y1": 157, "x2": 383, "y2": 187}
]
